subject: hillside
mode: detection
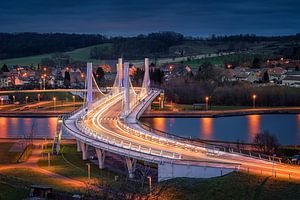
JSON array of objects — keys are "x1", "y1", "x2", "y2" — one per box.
[{"x1": 0, "y1": 43, "x2": 112, "y2": 66}]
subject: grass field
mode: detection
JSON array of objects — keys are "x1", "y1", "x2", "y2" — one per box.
[
  {"x1": 0, "y1": 43, "x2": 112, "y2": 66},
  {"x1": 0, "y1": 182, "x2": 28, "y2": 200},
  {"x1": 155, "y1": 172, "x2": 300, "y2": 200},
  {"x1": 38, "y1": 144, "x2": 124, "y2": 189},
  {"x1": 0, "y1": 142, "x2": 22, "y2": 165},
  {"x1": 182, "y1": 53, "x2": 269, "y2": 69}
]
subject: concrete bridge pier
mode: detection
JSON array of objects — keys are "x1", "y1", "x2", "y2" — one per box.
[
  {"x1": 80, "y1": 142, "x2": 88, "y2": 160},
  {"x1": 95, "y1": 148, "x2": 106, "y2": 169},
  {"x1": 125, "y1": 157, "x2": 137, "y2": 179},
  {"x1": 76, "y1": 139, "x2": 81, "y2": 152}
]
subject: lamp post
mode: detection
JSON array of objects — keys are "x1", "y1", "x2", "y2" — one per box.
[
  {"x1": 205, "y1": 96, "x2": 209, "y2": 110},
  {"x1": 38, "y1": 94, "x2": 41, "y2": 102},
  {"x1": 72, "y1": 95, "x2": 75, "y2": 108},
  {"x1": 13, "y1": 96, "x2": 15, "y2": 104},
  {"x1": 1, "y1": 98, "x2": 3, "y2": 105},
  {"x1": 41, "y1": 74, "x2": 46, "y2": 90},
  {"x1": 147, "y1": 176, "x2": 152, "y2": 195},
  {"x1": 272, "y1": 154, "x2": 276, "y2": 176},
  {"x1": 158, "y1": 97, "x2": 161, "y2": 109},
  {"x1": 252, "y1": 94, "x2": 257, "y2": 108},
  {"x1": 53, "y1": 97, "x2": 56, "y2": 111},
  {"x1": 25, "y1": 96, "x2": 29, "y2": 104},
  {"x1": 87, "y1": 163, "x2": 91, "y2": 179}
]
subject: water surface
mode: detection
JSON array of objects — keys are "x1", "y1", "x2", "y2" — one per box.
[{"x1": 141, "y1": 114, "x2": 300, "y2": 145}]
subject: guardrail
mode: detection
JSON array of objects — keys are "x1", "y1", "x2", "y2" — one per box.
[
  {"x1": 127, "y1": 89, "x2": 285, "y2": 165},
  {"x1": 62, "y1": 118, "x2": 181, "y2": 164},
  {"x1": 63, "y1": 92, "x2": 182, "y2": 161}
]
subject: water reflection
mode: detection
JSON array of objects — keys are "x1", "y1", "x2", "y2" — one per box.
[
  {"x1": 247, "y1": 115, "x2": 261, "y2": 142},
  {"x1": 0, "y1": 117, "x2": 8, "y2": 138},
  {"x1": 200, "y1": 118, "x2": 213, "y2": 140},
  {"x1": 0, "y1": 117, "x2": 58, "y2": 138},
  {"x1": 48, "y1": 118, "x2": 57, "y2": 138},
  {"x1": 141, "y1": 114, "x2": 299, "y2": 145},
  {"x1": 153, "y1": 118, "x2": 166, "y2": 132}
]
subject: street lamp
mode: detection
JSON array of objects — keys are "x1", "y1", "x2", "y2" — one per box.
[
  {"x1": 158, "y1": 97, "x2": 161, "y2": 109},
  {"x1": 252, "y1": 94, "x2": 257, "y2": 108},
  {"x1": 272, "y1": 154, "x2": 276, "y2": 176},
  {"x1": 25, "y1": 96, "x2": 29, "y2": 104},
  {"x1": 205, "y1": 96, "x2": 209, "y2": 110},
  {"x1": 86, "y1": 163, "x2": 91, "y2": 179},
  {"x1": 13, "y1": 96, "x2": 15, "y2": 104},
  {"x1": 72, "y1": 95, "x2": 75, "y2": 108},
  {"x1": 1, "y1": 98, "x2": 3, "y2": 105},
  {"x1": 147, "y1": 176, "x2": 152, "y2": 195},
  {"x1": 41, "y1": 74, "x2": 46, "y2": 90},
  {"x1": 38, "y1": 94, "x2": 41, "y2": 102},
  {"x1": 53, "y1": 97, "x2": 56, "y2": 111}
]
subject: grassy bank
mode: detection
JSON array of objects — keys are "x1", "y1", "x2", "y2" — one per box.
[
  {"x1": 0, "y1": 142, "x2": 22, "y2": 165},
  {"x1": 38, "y1": 144, "x2": 124, "y2": 189},
  {"x1": 0, "y1": 43, "x2": 111, "y2": 66},
  {"x1": 155, "y1": 172, "x2": 300, "y2": 200},
  {"x1": 0, "y1": 182, "x2": 28, "y2": 199}
]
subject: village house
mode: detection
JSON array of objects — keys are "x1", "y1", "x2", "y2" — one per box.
[
  {"x1": 267, "y1": 67, "x2": 287, "y2": 82},
  {"x1": 282, "y1": 71, "x2": 300, "y2": 87}
]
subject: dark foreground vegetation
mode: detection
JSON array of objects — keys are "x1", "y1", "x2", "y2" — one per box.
[{"x1": 155, "y1": 172, "x2": 300, "y2": 200}]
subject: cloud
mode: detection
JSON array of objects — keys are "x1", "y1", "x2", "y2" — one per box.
[{"x1": 0, "y1": 0, "x2": 299, "y2": 36}]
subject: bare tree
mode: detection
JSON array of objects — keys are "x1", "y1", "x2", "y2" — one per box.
[{"x1": 253, "y1": 130, "x2": 279, "y2": 155}]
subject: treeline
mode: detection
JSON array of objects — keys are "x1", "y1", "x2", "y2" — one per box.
[
  {"x1": 0, "y1": 33, "x2": 107, "y2": 59},
  {"x1": 90, "y1": 32, "x2": 184, "y2": 59},
  {"x1": 163, "y1": 79, "x2": 300, "y2": 106},
  {"x1": 2, "y1": 32, "x2": 300, "y2": 61}
]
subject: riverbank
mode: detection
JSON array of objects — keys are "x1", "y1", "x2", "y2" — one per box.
[
  {"x1": 142, "y1": 107, "x2": 300, "y2": 118},
  {"x1": 0, "y1": 111, "x2": 69, "y2": 117}
]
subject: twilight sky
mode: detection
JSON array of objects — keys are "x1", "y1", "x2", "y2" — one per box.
[{"x1": 1, "y1": 0, "x2": 299, "y2": 36}]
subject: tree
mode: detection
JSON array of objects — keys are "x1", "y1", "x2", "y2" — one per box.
[
  {"x1": 262, "y1": 71, "x2": 269, "y2": 83},
  {"x1": 252, "y1": 57, "x2": 260, "y2": 68},
  {"x1": 95, "y1": 67, "x2": 105, "y2": 82},
  {"x1": 150, "y1": 68, "x2": 164, "y2": 85},
  {"x1": 64, "y1": 71, "x2": 71, "y2": 88},
  {"x1": 1, "y1": 64, "x2": 9, "y2": 72},
  {"x1": 253, "y1": 130, "x2": 279, "y2": 155},
  {"x1": 133, "y1": 68, "x2": 144, "y2": 86}
]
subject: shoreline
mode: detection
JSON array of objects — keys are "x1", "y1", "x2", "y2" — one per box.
[
  {"x1": 141, "y1": 107, "x2": 300, "y2": 118},
  {"x1": 0, "y1": 111, "x2": 69, "y2": 117}
]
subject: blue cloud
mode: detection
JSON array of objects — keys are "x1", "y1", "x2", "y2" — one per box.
[{"x1": 0, "y1": 0, "x2": 299, "y2": 36}]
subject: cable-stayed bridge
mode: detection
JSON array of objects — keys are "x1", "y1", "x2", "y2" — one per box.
[{"x1": 58, "y1": 58, "x2": 300, "y2": 181}]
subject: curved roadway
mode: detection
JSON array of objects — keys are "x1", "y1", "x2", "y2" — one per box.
[{"x1": 80, "y1": 91, "x2": 300, "y2": 180}]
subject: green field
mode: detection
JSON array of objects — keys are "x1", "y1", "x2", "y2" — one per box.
[
  {"x1": 38, "y1": 144, "x2": 124, "y2": 189},
  {"x1": 182, "y1": 53, "x2": 270, "y2": 69},
  {"x1": 155, "y1": 172, "x2": 300, "y2": 200},
  {"x1": 0, "y1": 43, "x2": 112, "y2": 66},
  {"x1": 0, "y1": 182, "x2": 28, "y2": 200},
  {"x1": 0, "y1": 142, "x2": 22, "y2": 165}
]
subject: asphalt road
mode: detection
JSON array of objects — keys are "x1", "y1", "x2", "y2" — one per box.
[{"x1": 83, "y1": 94, "x2": 300, "y2": 181}]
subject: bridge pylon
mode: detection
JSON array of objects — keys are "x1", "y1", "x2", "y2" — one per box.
[
  {"x1": 117, "y1": 58, "x2": 123, "y2": 92},
  {"x1": 122, "y1": 62, "x2": 130, "y2": 118},
  {"x1": 86, "y1": 62, "x2": 93, "y2": 109},
  {"x1": 143, "y1": 58, "x2": 150, "y2": 94}
]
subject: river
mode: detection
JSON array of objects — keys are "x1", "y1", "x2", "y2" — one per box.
[{"x1": 141, "y1": 114, "x2": 300, "y2": 145}]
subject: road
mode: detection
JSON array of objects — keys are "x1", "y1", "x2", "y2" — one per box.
[{"x1": 82, "y1": 93, "x2": 300, "y2": 181}]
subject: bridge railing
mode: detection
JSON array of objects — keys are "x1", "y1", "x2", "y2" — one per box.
[
  {"x1": 68, "y1": 92, "x2": 182, "y2": 161},
  {"x1": 75, "y1": 118, "x2": 182, "y2": 160},
  {"x1": 125, "y1": 89, "x2": 285, "y2": 164}
]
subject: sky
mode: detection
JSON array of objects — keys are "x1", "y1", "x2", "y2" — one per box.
[{"x1": 0, "y1": 0, "x2": 299, "y2": 36}]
